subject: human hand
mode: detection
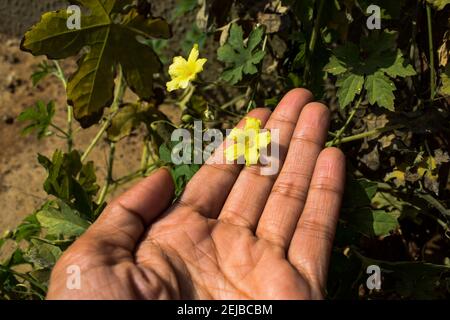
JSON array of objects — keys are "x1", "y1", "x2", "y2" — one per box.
[{"x1": 47, "y1": 89, "x2": 345, "y2": 300}]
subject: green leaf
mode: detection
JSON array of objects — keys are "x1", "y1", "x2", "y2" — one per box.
[
  {"x1": 21, "y1": 1, "x2": 171, "y2": 128},
  {"x1": 31, "y1": 61, "x2": 55, "y2": 86},
  {"x1": 24, "y1": 239, "x2": 62, "y2": 269},
  {"x1": 342, "y1": 176, "x2": 378, "y2": 209},
  {"x1": 365, "y1": 72, "x2": 396, "y2": 110},
  {"x1": 159, "y1": 144, "x2": 173, "y2": 164},
  {"x1": 217, "y1": 24, "x2": 266, "y2": 84},
  {"x1": 182, "y1": 25, "x2": 207, "y2": 55},
  {"x1": 38, "y1": 150, "x2": 100, "y2": 217},
  {"x1": 361, "y1": 30, "x2": 398, "y2": 56},
  {"x1": 78, "y1": 161, "x2": 100, "y2": 200},
  {"x1": 36, "y1": 201, "x2": 90, "y2": 238},
  {"x1": 325, "y1": 30, "x2": 415, "y2": 109},
  {"x1": 426, "y1": 0, "x2": 450, "y2": 10},
  {"x1": 323, "y1": 55, "x2": 348, "y2": 75},
  {"x1": 381, "y1": 50, "x2": 416, "y2": 78},
  {"x1": 17, "y1": 101, "x2": 55, "y2": 139},
  {"x1": 107, "y1": 102, "x2": 167, "y2": 142},
  {"x1": 335, "y1": 73, "x2": 364, "y2": 108},
  {"x1": 172, "y1": 0, "x2": 199, "y2": 20},
  {"x1": 345, "y1": 208, "x2": 399, "y2": 237},
  {"x1": 171, "y1": 164, "x2": 200, "y2": 196},
  {"x1": 10, "y1": 213, "x2": 41, "y2": 241},
  {"x1": 324, "y1": 43, "x2": 360, "y2": 76}
]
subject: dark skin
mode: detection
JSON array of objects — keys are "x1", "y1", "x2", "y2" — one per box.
[{"x1": 47, "y1": 89, "x2": 346, "y2": 299}]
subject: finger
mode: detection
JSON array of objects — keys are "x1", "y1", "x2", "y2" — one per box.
[
  {"x1": 256, "y1": 102, "x2": 330, "y2": 248},
  {"x1": 177, "y1": 108, "x2": 272, "y2": 218},
  {"x1": 288, "y1": 148, "x2": 345, "y2": 292},
  {"x1": 218, "y1": 88, "x2": 314, "y2": 229},
  {"x1": 85, "y1": 168, "x2": 175, "y2": 252}
]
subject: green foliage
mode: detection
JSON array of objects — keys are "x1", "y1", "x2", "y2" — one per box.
[
  {"x1": 182, "y1": 25, "x2": 208, "y2": 55},
  {"x1": 217, "y1": 24, "x2": 266, "y2": 84},
  {"x1": 36, "y1": 201, "x2": 90, "y2": 238},
  {"x1": 345, "y1": 208, "x2": 399, "y2": 237},
  {"x1": 38, "y1": 150, "x2": 101, "y2": 218},
  {"x1": 107, "y1": 102, "x2": 168, "y2": 142},
  {"x1": 341, "y1": 176, "x2": 399, "y2": 237},
  {"x1": 17, "y1": 101, "x2": 55, "y2": 139},
  {"x1": 172, "y1": 0, "x2": 199, "y2": 20},
  {"x1": 21, "y1": 0, "x2": 171, "y2": 128},
  {"x1": 30, "y1": 61, "x2": 55, "y2": 86},
  {"x1": 324, "y1": 30, "x2": 416, "y2": 110}
]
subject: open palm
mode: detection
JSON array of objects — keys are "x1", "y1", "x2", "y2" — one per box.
[{"x1": 47, "y1": 89, "x2": 345, "y2": 300}]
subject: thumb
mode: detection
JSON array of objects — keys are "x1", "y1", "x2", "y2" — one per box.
[{"x1": 86, "y1": 167, "x2": 175, "y2": 251}]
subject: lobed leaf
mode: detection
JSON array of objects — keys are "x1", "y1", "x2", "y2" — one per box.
[
  {"x1": 365, "y1": 72, "x2": 396, "y2": 111},
  {"x1": 336, "y1": 73, "x2": 364, "y2": 108},
  {"x1": 217, "y1": 24, "x2": 266, "y2": 84},
  {"x1": 36, "y1": 201, "x2": 90, "y2": 238},
  {"x1": 21, "y1": 0, "x2": 171, "y2": 128}
]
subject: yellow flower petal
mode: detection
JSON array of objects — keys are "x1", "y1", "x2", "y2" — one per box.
[
  {"x1": 223, "y1": 117, "x2": 271, "y2": 166},
  {"x1": 168, "y1": 56, "x2": 187, "y2": 77},
  {"x1": 244, "y1": 144, "x2": 259, "y2": 166},
  {"x1": 228, "y1": 128, "x2": 245, "y2": 141},
  {"x1": 188, "y1": 44, "x2": 199, "y2": 63},
  {"x1": 178, "y1": 78, "x2": 191, "y2": 89},
  {"x1": 166, "y1": 79, "x2": 180, "y2": 92},
  {"x1": 166, "y1": 44, "x2": 207, "y2": 92},
  {"x1": 225, "y1": 142, "x2": 245, "y2": 161},
  {"x1": 244, "y1": 117, "x2": 261, "y2": 131},
  {"x1": 195, "y1": 58, "x2": 208, "y2": 73},
  {"x1": 256, "y1": 131, "x2": 271, "y2": 149}
]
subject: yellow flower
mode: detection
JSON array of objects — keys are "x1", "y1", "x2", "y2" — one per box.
[
  {"x1": 166, "y1": 44, "x2": 207, "y2": 92},
  {"x1": 224, "y1": 117, "x2": 271, "y2": 166}
]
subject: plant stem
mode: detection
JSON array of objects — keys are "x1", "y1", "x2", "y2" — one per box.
[
  {"x1": 81, "y1": 66, "x2": 125, "y2": 162},
  {"x1": 49, "y1": 123, "x2": 69, "y2": 137},
  {"x1": 140, "y1": 138, "x2": 150, "y2": 172},
  {"x1": 177, "y1": 84, "x2": 195, "y2": 110},
  {"x1": 112, "y1": 164, "x2": 159, "y2": 189},
  {"x1": 303, "y1": 0, "x2": 325, "y2": 84},
  {"x1": 53, "y1": 60, "x2": 74, "y2": 151},
  {"x1": 93, "y1": 66, "x2": 126, "y2": 204},
  {"x1": 246, "y1": 34, "x2": 268, "y2": 113},
  {"x1": 97, "y1": 142, "x2": 115, "y2": 204},
  {"x1": 326, "y1": 124, "x2": 404, "y2": 147},
  {"x1": 426, "y1": 4, "x2": 436, "y2": 100},
  {"x1": 81, "y1": 119, "x2": 111, "y2": 162},
  {"x1": 416, "y1": 193, "x2": 450, "y2": 218},
  {"x1": 220, "y1": 94, "x2": 247, "y2": 110},
  {"x1": 53, "y1": 60, "x2": 67, "y2": 87},
  {"x1": 330, "y1": 95, "x2": 363, "y2": 145}
]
